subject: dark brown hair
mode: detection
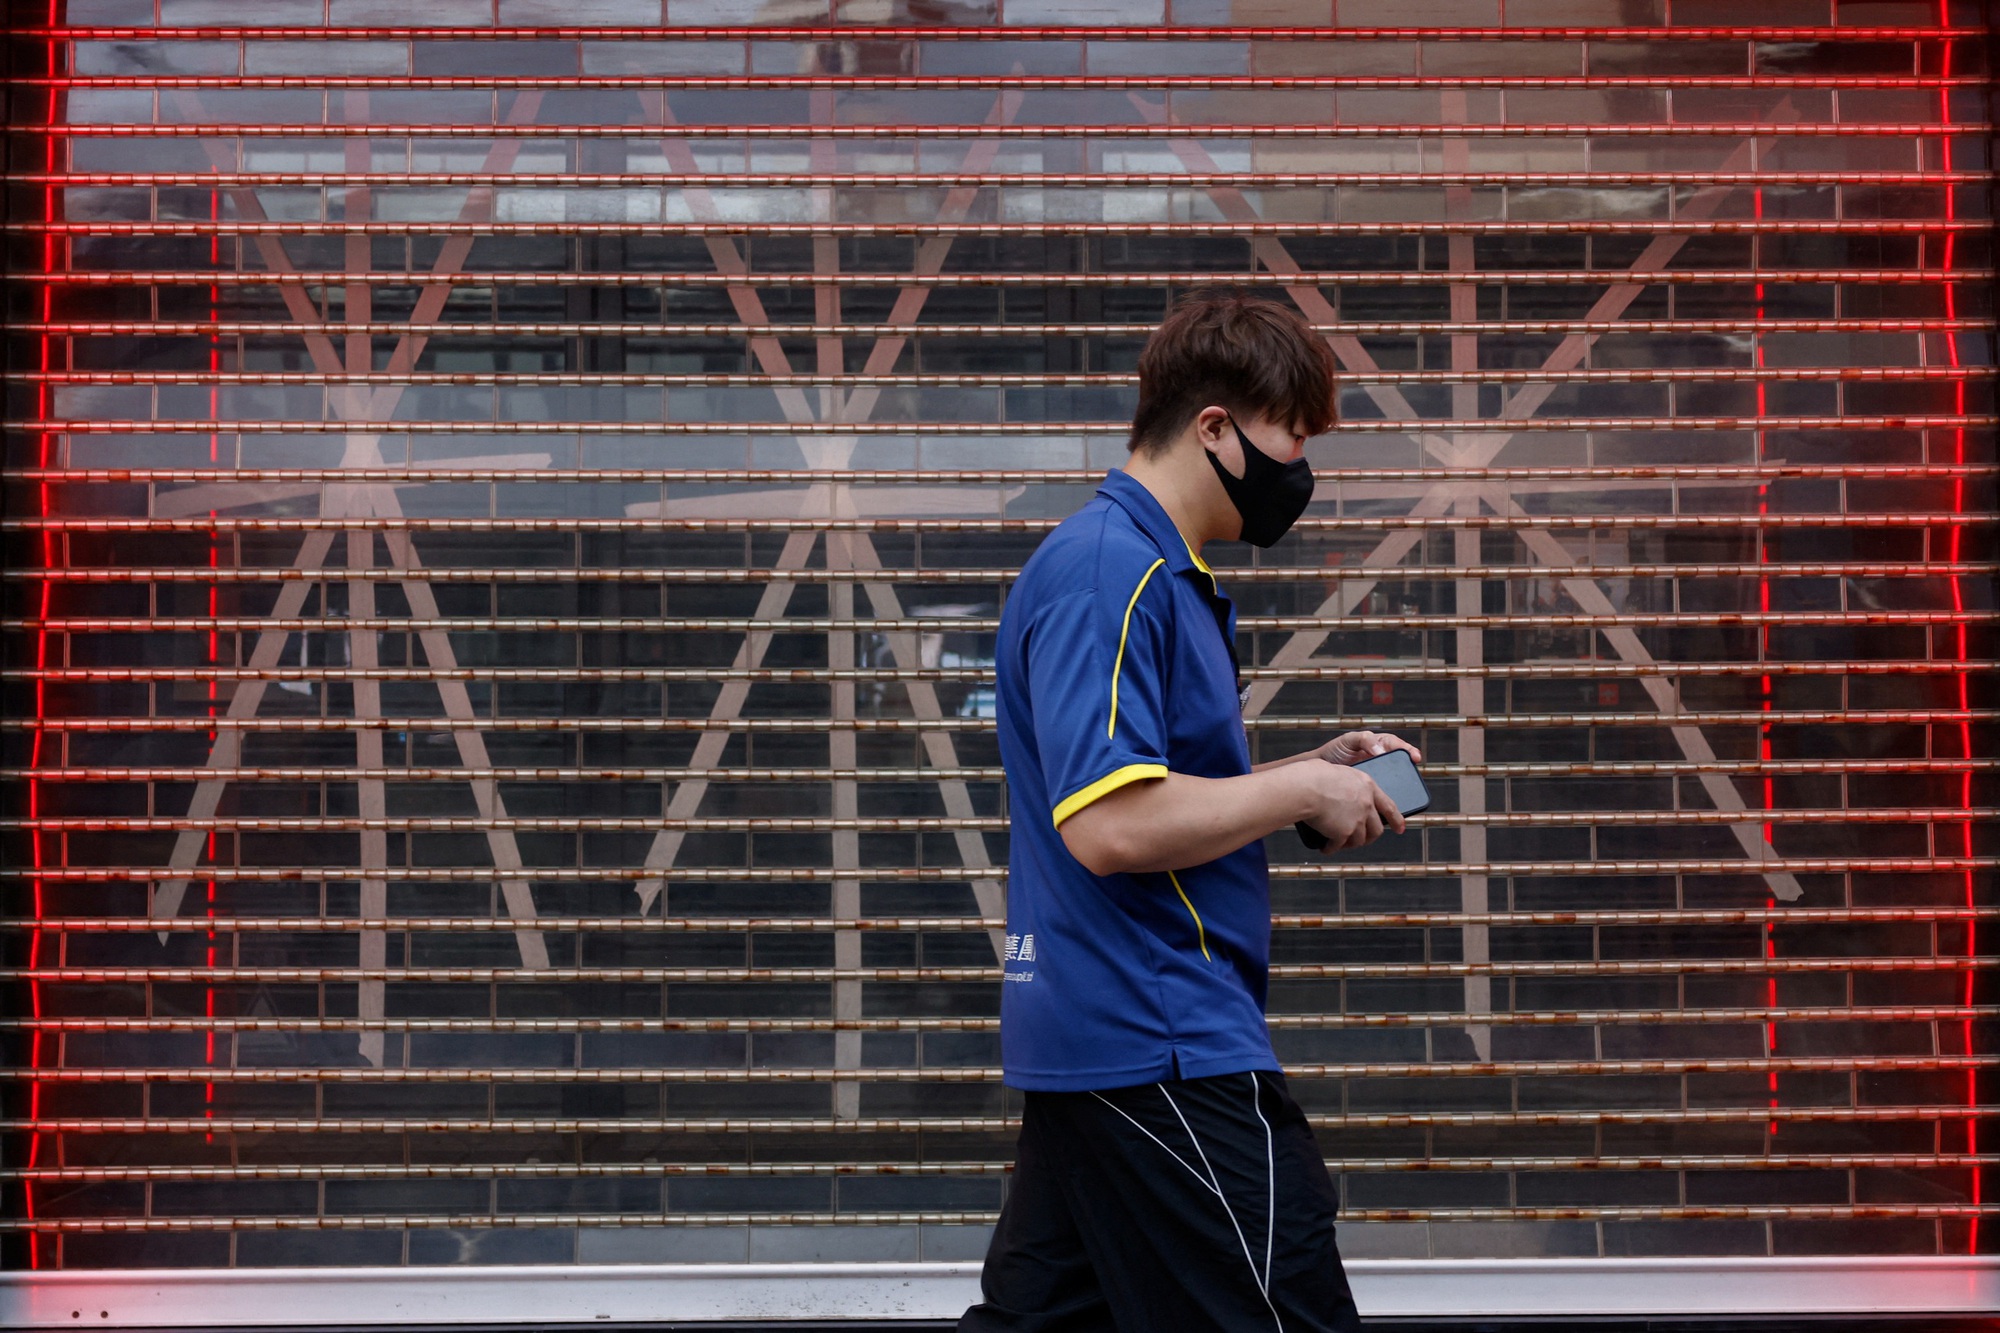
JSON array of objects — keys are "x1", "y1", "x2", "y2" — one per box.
[{"x1": 1127, "y1": 290, "x2": 1338, "y2": 457}]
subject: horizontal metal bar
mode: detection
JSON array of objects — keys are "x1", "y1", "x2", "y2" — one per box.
[
  {"x1": 10, "y1": 661, "x2": 1986, "y2": 686},
  {"x1": 6, "y1": 1106, "x2": 1980, "y2": 1135},
  {"x1": 12, "y1": 513, "x2": 1988, "y2": 537},
  {"x1": 1, "y1": 1018, "x2": 1019, "y2": 1035},
  {"x1": 35, "y1": 121, "x2": 1995, "y2": 139},
  {"x1": 4, "y1": 1005, "x2": 1991, "y2": 1033},
  {"x1": 21, "y1": 414, "x2": 1994, "y2": 438},
  {"x1": 9, "y1": 758, "x2": 1991, "y2": 784},
  {"x1": 9, "y1": 855, "x2": 1990, "y2": 882},
  {"x1": 20, "y1": 659, "x2": 1996, "y2": 681},
  {"x1": 17, "y1": 958, "x2": 1989, "y2": 985},
  {"x1": 5, "y1": 1206, "x2": 1989, "y2": 1234},
  {"x1": 35, "y1": 666, "x2": 1039, "y2": 685},
  {"x1": 23, "y1": 22, "x2": 1987, "y2": 38},
  {"x1": 19, "y1": 218, "x2": 2000, "y2": 241},
  {"x1": 8, "y1": 1153, "x2": 1989, "y2": 1185},
  {"x1": 11, "y1": 561, "x2": 1994, "y2": 588},
  {"x1": 15, "y1": 1058, "x2": 1992, "y2": 1090},
  {"x1": 18, "y1": 908, "x2": 1988, "y2": 934},
  {"x1": 11, "y1": 709, "x2": 1991, "y2": 735},
  {"x1": 17, "y1": 366, "x2": 1994, "y2": 389},
  {"x1": 0, "y1": 1164, "x2": 944, "y2": 1184},
  {"x1": 14, "y1": 610, "x2": 1984, "y2": 634},
  {"x1": 15, "y1": 808, "x2": 1992, "y2": 834},
  {"x1": 23, "y1": 73, "x2": 1986, "y2": 89},
  {"x1": 19, "y1": 317, "x2": 1997, "y2": 337},
  {"x1": 29, "y1": 258, "x2": 1986, "y2": 284},
  {"x1": 24, "y1": 170, "x2": 1993, "y2": 189},
  {"x1": 12, "y1": 467, "x2": 1999, "y2": 488}
]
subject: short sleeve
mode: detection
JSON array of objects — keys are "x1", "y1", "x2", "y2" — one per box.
[{"x1": 1027, "y1": 564, "x2": 1174, "y2": 828}]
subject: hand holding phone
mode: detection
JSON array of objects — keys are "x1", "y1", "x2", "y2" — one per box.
[{"x1": 1296, "y1": 748, "x2": 1430, "y2": 852}]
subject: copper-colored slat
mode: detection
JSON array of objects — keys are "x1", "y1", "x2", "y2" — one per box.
[
  {"x1": 26, "y1": 170, "x2": 1993, "y2": 189},
  {"x1": 20, "y1": 416, "x2": 1995, "y2": 440},
  {"x1": 18, "y1": 958, "x2": 1991, "y2": 985},
  {"x1": 7, "y1": 1106, "x2": 1982, "y2": 1136},
  {"x1": 17, "y1": 908, "x2": 1988, "y2": 934},
  {"x1": 34, "y1": 121, "x2": 1994, "y2": 139},
  {"x1": 5, "y1": 1006, "x2": 1994, "y2": 1034},
  {"x1": 19, "y1": 657, "x2": 1993, "y2": 680},
  {"x1": 9, "y1": 856, "x2": 1991, "y2": 883},
  {"x1": 13, "y1": 710, "x2": 1993, "y2": 735},
  {"x1": 12, "y1": 512, "x2": 1989, "y2": 536},
  {"x1": 18, "y1": 1057, "x2": 1992, "y2": 1086},
  {"x1": 25, "y1": 73, "x2": 1987, "y2": 89},
  {"x1": 12, "y1": 465, "x2": 1997, "y2": 484},
  {"x1": 19, "y1": 249, "x2": 1987, "y2": 276},
  {"x1": 17, "y1": 365, "x2": 1991, "y2": 387},
  {"x1": 16, "y1": 220, "x2": 1996, "y2": 256},
  {"x1": 25, "y1": 22, "x2": 1986, "y2": 37},
  {"x1": 9, "y1": 758, "x2": 1990, "y2": 784},
  {"x1": 28, "y1": 260, "x2": 1985, "y2": 285},
  {"x1": 18, "y1": 317, "x2": 1996, "y2": 337},
  {"x1": 11, "y1": 560, "x2": 1984, "y2": 588},
  {"x1": 17, "y1": 808, "x2": 1994, "y2": 835},
  {"x1": 32, "y1": 667, "x2": 1010, "y2": 685},
  {"x1": 6, "y1": 1205, "x2": 1989, "y2": 1234},
  {"x1": 10, "y1": 1164, "x2": 946, "y2": 1183},
  {"x1": 3, "y1": 1154, "x2": 1991, "y2": 1185},
  {"x1": 14, "y1": 610, "x2": 1983, "y2": 634},
  {"x1": 2, "y1": 1018, "x2": 1014, "y2": 1035},
  {"x1": 10, "y1": 661, "x2": 1988, "y2": 686}
]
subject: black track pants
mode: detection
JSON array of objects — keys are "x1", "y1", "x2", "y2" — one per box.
[{"x1": 957, "y1": 1069, "x2": 1362, "y2": 1333}]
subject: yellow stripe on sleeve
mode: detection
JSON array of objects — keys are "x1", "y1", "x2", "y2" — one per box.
[
  {"x1": 1051, "y1": 763, "x2": 1169, "y2": 829},
  {"x1": 1108, "y1": 558, "x2": 1167, "y2": 740}
]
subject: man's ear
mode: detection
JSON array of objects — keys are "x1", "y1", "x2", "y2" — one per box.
[
  {"x1": 1194, "y1": 405, "x2": 1232, "y2": 450},
  {"x1": 1194, "y1": 406, "x2": 1241, "y2": 480}
]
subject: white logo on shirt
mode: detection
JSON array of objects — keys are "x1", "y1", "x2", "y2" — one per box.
[{"x1": 1005, "y1": 932, "x2": 1037, "y2": 962}]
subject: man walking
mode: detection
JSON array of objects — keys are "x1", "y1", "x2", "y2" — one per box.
[{"x1": 959, "y1": 292, "x2": 1420, "y2": 1332}]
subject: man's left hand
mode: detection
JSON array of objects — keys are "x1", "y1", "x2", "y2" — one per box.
[{"x1": 1316, "y1": 730, "x2": 1423, "y2": 767}]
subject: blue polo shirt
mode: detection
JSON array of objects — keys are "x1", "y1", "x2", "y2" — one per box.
[{"x1": 994, "y1": 469, "x2": 1280, "y2": 1092}]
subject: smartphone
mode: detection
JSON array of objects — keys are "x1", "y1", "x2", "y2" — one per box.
[{"x1": 1295, "y1": 749, "x2": 1431, "y2": 851}]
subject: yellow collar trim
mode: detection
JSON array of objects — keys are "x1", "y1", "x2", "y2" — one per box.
[{"x1": 1178, "y1": 531, "x2": 1213, "y2": 578}]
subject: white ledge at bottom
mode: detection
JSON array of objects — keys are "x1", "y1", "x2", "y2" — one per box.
[{"x1": 2, "y1": 1255, "x2": 1997, "y2": 1326}]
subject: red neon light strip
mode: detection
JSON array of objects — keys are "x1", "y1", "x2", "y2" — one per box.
[
  {"x1": 1753, "y1": 182, "x2": 1781, "y2": 1143},
  {"x1": 23, "y1": 0, "x2": 60, "y2": 1270},
  {"x1": 18, "y1": 73, "x2": 1990, "y2": 91},
  {"x1": 205, "y1": 179, "x2": 220, "y2": 1142},
  {"x1": 19, "y1": 169, "x2": 1991, "y2": 188},
  {"x1": 14, "y1": 23, "x2": 1993, "y2": 40},
  {"x1": 1937, "y1": 5, "x2": 1979, "y2": 1254},
  {"x1": 35, "y1": 121, "x2": 1997, "y2": 139}
]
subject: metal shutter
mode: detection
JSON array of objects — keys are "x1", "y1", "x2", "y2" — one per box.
[{"x1": 1, "y1": 0, "x2": 1994, "y2": 1294}]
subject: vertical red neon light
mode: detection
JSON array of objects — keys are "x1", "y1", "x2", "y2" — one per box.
[
  {"x1": 206, "y1": 170, "x2": 221, "y2": 1141},
  {"x1": 1753, "y1": 184, "x2": 1780, "y2": 1139},
  {"x1": 1937, "y1": 0, "x2": 1979, "y2": 1255},
  {"x1": 24, "y1": 0, "x2": 60, "y2": 1271}
]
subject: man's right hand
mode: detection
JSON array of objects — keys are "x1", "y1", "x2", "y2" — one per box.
[{"x1": 1293, "y1": 758, "x2": 1404, "y2": 852}]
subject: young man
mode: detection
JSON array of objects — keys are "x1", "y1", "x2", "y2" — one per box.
[{"x1": 959, "y1": 293, "x2": 1421, "y2": 1332}]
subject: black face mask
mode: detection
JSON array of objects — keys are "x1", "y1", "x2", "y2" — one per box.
[{"x1": 1206, "y1": 417, "x2": 1315, "y2": 548}]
